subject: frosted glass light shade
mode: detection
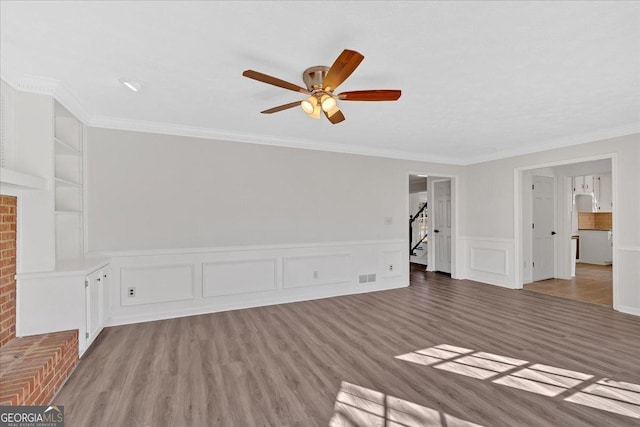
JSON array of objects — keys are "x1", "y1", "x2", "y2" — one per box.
[
  {"x1": 320, "y1": 94, "x2": 336, "y2": 112},
  {"x1": 309, "y1": 104, "x2": 321, "y2": 119},
  {"x1": 301, "y1": 96, "x2": 317, "y2": 114}
]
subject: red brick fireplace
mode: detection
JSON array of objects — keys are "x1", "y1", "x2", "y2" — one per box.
[
  {"x1": 0, "y1": 195, "x2": 79, "y2": 405},
  {"x1": 0, "y1": 195, "x2": 17, "y2": 346}
]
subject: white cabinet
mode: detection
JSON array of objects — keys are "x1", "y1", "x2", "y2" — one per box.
[
  {"x1": 594, "y1": 174, "x2": 612, "y2": 212},
  {"x1": 579, "y1": 230, "x2": 613, "y2": 265},
  {"x1": 573, "y1": 175, "x2": 594, "y2": 194},
  {"x1": 85, "y1": 266, "x2": 109, "y2": 348}
]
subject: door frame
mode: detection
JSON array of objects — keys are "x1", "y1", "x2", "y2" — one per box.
[
  {"x1": 407, "y1": 172, "x2": 460, "y2": 279},
  {"x1": 513, "y1": 153, "x2": 618, "y2": 309}
]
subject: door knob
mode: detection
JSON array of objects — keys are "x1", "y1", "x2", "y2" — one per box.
[
  {"x1": 434, "y1": 229, "x2": 440, "y2": 233},
  {"x1": 551, "y1": 231, "x2": 557, "y2": 235}
]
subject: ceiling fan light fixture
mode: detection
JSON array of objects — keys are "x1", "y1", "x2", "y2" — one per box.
[
  {"x1": 301, "y1": 96, "x2": 317, "y2": 114},
  {"x1": 325, "y1": 104, "x2": 340, "y2": 117},
  {"x1": 320, "y1": 94, "x2": 336, "y2": 112},
  {"x1": 308, "y1": 104, "x2": 321, "y2": 119}
]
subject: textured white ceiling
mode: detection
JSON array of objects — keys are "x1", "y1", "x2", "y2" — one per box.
[{"x1": 1, "y1": 1, "x2": 638, "y2": 164}]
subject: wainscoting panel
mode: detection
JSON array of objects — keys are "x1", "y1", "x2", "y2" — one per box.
[
  {"x1": 105, "y1": 240, "x2": 407, "y2": 326},
  {"x1": 282, "y1": 254, "x2": 351, "y2": 288},
  {"x1": 461, "y1": 237, "x2": 515, "y2": 288},
  {"x1": 120, "y1": 264, "x2": 195, "y2": 306},
  {"x1": 203, "y1": 258, "x2": 277, "y2": 297},
  {"x1": 470, "y1": 247, "x2": 507, "y2": 275}
]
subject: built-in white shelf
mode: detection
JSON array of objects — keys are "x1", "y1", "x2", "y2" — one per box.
[
  {"x1": 55, "y1": 138, "x2": 82, "y2": 156},
  {"x1": 0, "y1": 167, "x2": 47, "y2": 191},
  {"x1": 54, "y1": 176, "x2": 82, "y2": 187},
  {"x1": 54, "y1": 101, "x2": 84, "y2": 264}
]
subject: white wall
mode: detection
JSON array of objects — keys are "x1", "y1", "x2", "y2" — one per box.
[
  {"x1": 87, "y1": 128, "x2": 461, "y2": 251},
  {"x1": 84, "y1": 128, "x2": 462, "y2": 326},
  {"x1": 461, "y1": 133, "x2": 640, "y2": 315}
]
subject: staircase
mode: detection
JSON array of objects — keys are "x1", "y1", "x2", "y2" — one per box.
[{"x1": 409, "y1": 203, "x2": 428, "y2": 257}]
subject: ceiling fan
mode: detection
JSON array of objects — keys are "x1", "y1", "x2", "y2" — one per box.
[{"x1": 242, "y1": 49, "x2": 401, "y2": 124}]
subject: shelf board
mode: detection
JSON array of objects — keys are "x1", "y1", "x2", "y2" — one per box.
[
  {"x1": 54, "y1": 138, "x2": 82, "y2": 156},
  {"x1": 55, "y1": 177, "x2": 82, "y2": 188},
  {"x1": 0, "y1": 167, "x2": 47, "y2": 190},
  {"x1": 55, "y1": 210, "x2": 82, "y2": 215}
]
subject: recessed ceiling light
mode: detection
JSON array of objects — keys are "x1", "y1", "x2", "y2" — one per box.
[{"x1": 119, "y1": 78, "x2": 142, "y2": 92}]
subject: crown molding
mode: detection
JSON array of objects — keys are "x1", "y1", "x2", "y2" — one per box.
[
  {"x1": 88, "y1": 115, "x2": 465, "y2": 165},
  {"x1": 0, "y1": 73, "x2": 92, "y2": 124},
  {"x1": 3, "y1": 73, "x2": 637, "y2": 166},
  {"x1": 465, "y1": 123, "x2": 640, "y2": 165}
]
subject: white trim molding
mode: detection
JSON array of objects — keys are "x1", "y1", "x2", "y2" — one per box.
[
  {"x1": 1, "y1": 74, "x2": 92, "y2": 123},
  {"x1": 5, "y1": 74, "x2": 636, "y2": 167},
  {"x1": 467, "y1": 124, "x2": 640, "y2": 165},
  {"x1": 88, "y1": 115, "x2": 462, "y2": 165}
]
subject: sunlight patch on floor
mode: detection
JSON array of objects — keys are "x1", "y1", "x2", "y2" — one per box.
[
  {"x1": 329, "y1": 381, "x2": 482, "y2": 427},
  {"x1": 565, "y1": 378, "x2": 640, "y2": 419},
  {"x1": 493, "y1": 364, "x2": 593, "y2": 397},
  {"x1": 395, "y1": 344, "x2": 640, "y2": 419}
]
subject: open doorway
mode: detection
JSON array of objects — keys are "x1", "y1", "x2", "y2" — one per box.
[
  {"x1": 408, "y1": 174, "x2": 454, "y2": 276},
  {"x1": 517, "y1": 157, "x2": 614, "y2": 307}
]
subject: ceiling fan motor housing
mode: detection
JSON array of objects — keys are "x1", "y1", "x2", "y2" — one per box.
[{"x1": 303, "y1": 66, "x2": 331, "y2": 92}]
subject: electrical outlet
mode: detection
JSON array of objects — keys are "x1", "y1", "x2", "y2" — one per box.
[
  {"x1": 313, "y1": 271, "x2": 319, "y2": 279},
  {"x1": 127, "y1": 287, "x2": 136, "y2": 297},
  {"x1": 367, "y1": 273, "x2": 376, "y2": 282},
  {"x1": 389, "y1": 264, "x2": 394, "y2": 272},
  {"x1": 359, "y1": 274, "x2": 368, "y2": 284}
]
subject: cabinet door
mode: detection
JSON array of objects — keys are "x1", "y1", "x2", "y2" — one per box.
[
  {"x1": 583, "y1": 175, "x2": 594, "y2": 193},
  {"x1": 597, "y1": 174, "x2": 612, "y2": 212},
  {"x1": 101, "y1": 268, "x2": 110, "y2": 324},
  {"x1": 574, "y1": 176, "x2": 584, "y2": 194},
  {"x1": 85, "y1": 270, "x2": 103, "y2": 345}
]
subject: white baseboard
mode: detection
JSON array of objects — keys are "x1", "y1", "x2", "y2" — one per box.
[
  {"x1": 464, "y1": 272, "x2": 517, "y2": 289},
  {"x1": 105, "y1": 280, "x2": 407, "y2": 327},
  {"x1": 616, "y1": 305, "x2": 640, "y2": 317}
]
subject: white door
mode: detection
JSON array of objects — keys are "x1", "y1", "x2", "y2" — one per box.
[
  {"x1": 434, "y1": 180, "x2": 452, "y2": 273},
  {"x1": 532, "y1": 176, "x2": 555, "y2": 281}
]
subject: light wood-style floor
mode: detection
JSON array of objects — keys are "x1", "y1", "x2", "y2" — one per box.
[
  {"x1": 524, "y1": 263, "x2": 613, "y2": 306},
  {"x1": 54, "y1": 267, "x2": 640, "y2": 426}
]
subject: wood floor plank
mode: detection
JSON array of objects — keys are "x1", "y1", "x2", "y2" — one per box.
[
  {"x1": 53, "y1": 268, "x2": 640, "y2": 426},
  {"x1": 524, "y1": 263, "x2": 613, "y2": 306}
]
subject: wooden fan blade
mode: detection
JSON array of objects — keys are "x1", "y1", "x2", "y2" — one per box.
[
  {"x1": 324, "y1": 107, "x2": 345, "y2": 124},
  {"x1": 337, "y1": 90, "x2": 401, "y2": 101},
  {"x1": 243, "y1": 70, "x2": 309, "y2": 94},
  {"x1": 323, "y1": 49, "x2": 364, "y2": 91},
  {"x1": 260, "y1": 101, "x2": 301, "y2": 114}
]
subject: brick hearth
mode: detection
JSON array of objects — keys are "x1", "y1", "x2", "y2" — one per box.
[{"x1": 0, "y1": 194, "x2": 79, "y2": 405}]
